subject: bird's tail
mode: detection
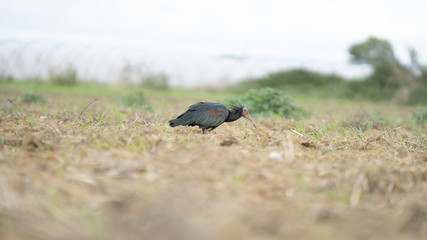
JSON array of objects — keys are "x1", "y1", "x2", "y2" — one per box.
[
  {"x1": 168, "y1": 119, "x2": 180, "y2": 127},
  {"x1": 169, "y1": 111, "x2": 193, "y2": 127}
]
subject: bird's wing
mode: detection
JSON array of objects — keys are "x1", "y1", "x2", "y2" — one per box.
[
  {"x1": 191, "y1": 103, "x2": 229, "y2": 127},
  {"x1": 188, "y1": 102, "x2": 217, "y2": 111}
]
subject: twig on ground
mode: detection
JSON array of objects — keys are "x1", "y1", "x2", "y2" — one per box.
[
  {"x1": 7, "y1": 94, "x2": 19, "y2": 106},
  {"x1": 75, "y1": 98, "x2": 99, "y2": 123},
  {"x1": 291, "y1": 129, "x2": 303, "y2": 137},
  {"x1": 361, "y1": 126, "x2": 401, "y2": 150}
]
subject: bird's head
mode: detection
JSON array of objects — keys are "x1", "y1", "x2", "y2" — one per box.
[{"x1": 231, "y1": 105, "x2": 258, "y2": 129}]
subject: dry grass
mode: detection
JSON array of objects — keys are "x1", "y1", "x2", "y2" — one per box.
[{"x1": 0, "y1": 89, "x2": 426, "y2": 240}]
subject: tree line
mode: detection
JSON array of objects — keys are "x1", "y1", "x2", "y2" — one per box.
[{"x1": 236, "y1": 37, "x2": 427, "y2": 104}]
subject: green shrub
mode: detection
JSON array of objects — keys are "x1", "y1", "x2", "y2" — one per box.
[
  {"x1": 345, "y1": 79, "x2": 385, "y2": 101},
  {"x1": 49, "y1": 67, "x2": 78, "y2": 86},
  {"x1": 408, "y1": 85, "x2": 427, "y2": 104},
  {"x1": 141, "y1": 73, "x2": 170, "y2": 90},
  {"x1": 232, "y1": 69, "x2": 357, "y2": 100},
  {"x1": 222, "y1": 87, "x2": 309, "y2": 119},
  {"x1": 20, "y1": 92, "x2": 47, "y2": 103},
  {"x1": 412, "y1": 107, "x2": 427, "y2": 123},
  {"x1": 118, "y1": 91, "x2": 154, "y2": 112},
  {"x1": 261, "y1": 69, "x2": 345, "y2": 87},
  {"x1": 235, "y1": 69, "x2": 347, "y2": 90},
  {"x1": 0, "y1": 75, "x2": 14, "y2": 83}
]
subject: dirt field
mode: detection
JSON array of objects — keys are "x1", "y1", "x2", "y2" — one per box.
[{"x1": 0, "y1": 87, "x2": 426, "y2": 240}]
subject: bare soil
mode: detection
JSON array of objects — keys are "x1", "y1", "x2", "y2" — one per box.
[{"x1": 0, "y1": 90, "x2": 426, "y2": 240}]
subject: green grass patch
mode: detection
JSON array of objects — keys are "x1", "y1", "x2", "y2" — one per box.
[
  {"x1": 117, "y1": 91, "x2": 155, "y2": 112},
  {"x1": 20, "y1": 92, "x2": 47, "y2": 103},
  {"x1": 412, "y1": 107, "x2": 427, "y2": 123},
  {"x1": 0, "y1": 80, "x2": 234, "y2": 102}
]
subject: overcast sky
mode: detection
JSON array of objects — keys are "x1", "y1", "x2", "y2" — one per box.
[{"x1": 1, "y1": 0, "x2": 427, "y2": 84}]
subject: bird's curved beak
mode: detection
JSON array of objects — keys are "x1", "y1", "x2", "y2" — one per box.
[{"x1": 243, "y1": 112, "x2": 258, "y2": 129}]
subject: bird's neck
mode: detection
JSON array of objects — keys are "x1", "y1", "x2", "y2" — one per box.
[{"x1": 225, "y1": 110, "x2": 242, "y2": 122}]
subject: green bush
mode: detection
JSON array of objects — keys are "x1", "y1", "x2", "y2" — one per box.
[
  {"x1": 0, "y1": 75, "x2": 14, "y2": 83},
  {"x1": 233, "y1": 69, "x2": 354, "y2": 99},
  {"x1": 141, "y1": 73, "x2": 170, "y2": 90},
  {"x1": 412, "y1": 107, "x2": 427, "y2": 123},
  {"x1": 408, "y1": 84, "x2": 427, "y2": 104},
  {"x1": 20, "y1": 92, "x2": 47, "y2": 103},
  {"x1": 118, "y1": 91, "x2": 154, "y2": 112},
  {"x1": 49, "y1": 67, "x2": 78, "y2": 86},
  {"x1": 236, "y1": 69, "x2": 346, "y2": 89},
  {"x1": 346, "y1": 79, "x2": 385, "y2": 101},
  {"x1": 222, "y1": 87, "x2": 309, "y2": 119},
  {"x1": 230, "y1": 37, "x2": 427, "y2": 104},
  {"x1": 261, "y1": 69, "x2": 345, "y2": 87}
]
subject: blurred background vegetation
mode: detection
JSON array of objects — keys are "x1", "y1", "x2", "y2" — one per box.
[
  {"x1": 233, "y1": 37, "x2": 427, "y2": 105},
  {"x1": 1, "y1": 36, "x2": 426, "y2": 105}
]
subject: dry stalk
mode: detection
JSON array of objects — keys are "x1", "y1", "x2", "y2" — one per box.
[
  {"x1": 291, "y1": 129, "x2": 303, "y2": 137},
  {"x1": 75, "y1": 98, "x2": 99, "y2": 123},
  {"x1": 7, "y1": 93, "x2": 25, "y2": 114},
  {"x1": 284, "y1": 133, "x2": 295, "y2": 162},
  {"x1": 7, "y1": 94, "x2": 19, "y2": 106},
  {"x1": 129, "y1": 112, "x2": 141, "y2": 126},
  {"x1": 361, "y1": 126, "x2": 402, "y2": 150},
  {"x1": 350, "y1": 172, "x2": 366, "y2": 208}
]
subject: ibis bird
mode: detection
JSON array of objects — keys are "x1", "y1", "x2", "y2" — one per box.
[{"x1": 168, "y1": 102, "x2": 257, "y2": 134}]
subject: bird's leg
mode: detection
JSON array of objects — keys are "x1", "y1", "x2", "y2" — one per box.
[{"x1": 202, "y1": 129, "x2": 208, "y2": 134}]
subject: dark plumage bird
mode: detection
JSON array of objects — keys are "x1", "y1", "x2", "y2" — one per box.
[{"x1": 169, "y1": 102, "x2": 257, "y2": 134}]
